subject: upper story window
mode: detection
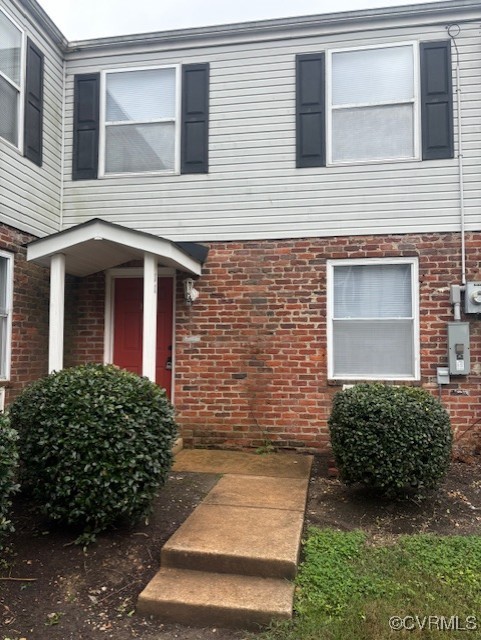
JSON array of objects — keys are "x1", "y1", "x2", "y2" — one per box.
[
  {"x1": 296, "y1": 40, "x2": 453, "y2": 168},
  {"x1": 328, "y1": 43, "x2": 419, "y2": 164},
  {"x1": 327, "y1": 257, "x2": 419, "y2": 380},
  {"x1": 102, "y1": 67, "x2": 179, "y2": 176},
  {"x1": 0, "y1": 9, "x2": 23, "y2": 148}
]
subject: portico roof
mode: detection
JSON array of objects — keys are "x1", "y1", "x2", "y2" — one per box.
[{"x1": 27, "y1": 218, "x2": 206, "y2": 277}]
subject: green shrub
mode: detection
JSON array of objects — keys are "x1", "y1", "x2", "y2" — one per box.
[
  {"x1": 0, "y1": 413, "x2": 18, "y2": 547},
  {"x1": 328, "y1": 383, "x2": 452, "y2": 497},
  {"x1": 10, "y1": 364, "x2": 177, "y2": 537}
]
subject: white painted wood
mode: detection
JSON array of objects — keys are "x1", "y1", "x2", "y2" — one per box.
[
  {"x1": 48, "y1": 253, "x2": 65, "y2": 373},
  {"x1": 60, "y1": 13, "x2": 481, "y2": 241},
  {"x1": 0, "y1": 0, "x2": 63, "y2": 238},
  {"x1": 142, "y1": 253, "x2": 158, "y2": 382},
  {"x1": 0, "y1": 249, "x2": 14, "y2": 381},
  {"x1": 27, "y1": 219, "x2": 203, "y2": 276}
]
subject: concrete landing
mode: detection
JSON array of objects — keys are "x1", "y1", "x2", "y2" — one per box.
[
  {"x1": 174, "y1": 448, "x2": 312, "y2": 479},
  {"x1": 138, "y1": 449, "x2": 313, "y2": 629}
]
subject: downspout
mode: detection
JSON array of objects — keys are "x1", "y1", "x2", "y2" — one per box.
[{"x1": 448, "y1": 24, "x2": 466, "y2": 320}]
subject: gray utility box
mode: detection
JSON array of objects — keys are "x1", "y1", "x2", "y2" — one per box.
[
  {"x1": 448, "y1": 322, "x2": 470, "y2": 375},
  {"x1": 465, "y1": 282, "x2": 481, "y2": 314}
]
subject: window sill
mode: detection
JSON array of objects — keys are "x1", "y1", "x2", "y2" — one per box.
[
  {"x1": 99, "y1": 169, "x2": 179, "y2": 179},
  {"x1": 326, "y1": 156, "x2": 420, "y2": 169},
  {"x1": 328, "y1": 376, "x2": 421, "y2": 386},
  {"x1": 0, "y1": 136, "x2": 22, "y2": 156}
]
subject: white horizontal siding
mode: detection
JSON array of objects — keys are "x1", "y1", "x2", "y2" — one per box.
[
  {"x1": 61, "y1": 11, "x2": 481, "y2": 241},
  {"x1": 0, "y1": 0, "x2": 63, "y2": 238}
]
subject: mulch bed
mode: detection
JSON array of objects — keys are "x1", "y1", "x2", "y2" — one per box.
[{"x1": 2, "y1": 458, "x2": 481, "y2": 639}]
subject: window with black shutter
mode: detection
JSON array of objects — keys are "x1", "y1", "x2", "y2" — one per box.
[
  {"x1": 72, "y1": 73, "x2": 100, "y2": 180},
  {"x1": 420, "y1": 40, "x2": 454, "y2": 160},
  {"x1": 24, "y1": 38, "x2": 44, "y2": 167},
  {"x1": 296, "y1": 41, "x2": 454, "y2": 167},
  {"x1": 181, "y1": 63, "x2": 209, "y2": 174},
  {"x1": 296, "y1": 53, "x2": 325, "y2": 168}
]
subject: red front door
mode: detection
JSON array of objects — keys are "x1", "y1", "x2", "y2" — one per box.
[{"x1": 113, "y1": 277, "x2": 174, "y2": 398}]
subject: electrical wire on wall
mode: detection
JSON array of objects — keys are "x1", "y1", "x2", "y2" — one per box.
[{"x1": 446, "y1": 23, "x2": 467, "y2": 287}]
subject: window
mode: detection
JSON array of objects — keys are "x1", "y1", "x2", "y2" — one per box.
[
  {"x1": 0, "y1": 9, "x2": 23, "y2": 148},
  {"x1": 327, "y1": 43, "x2": 419, "y2": 164},
  {"x1": 0, "y1": 252, "x2": 13, "y2": 380},
  {"x1": 102, "y1": 67, "x2": 178, "y2": 175},
  {"x1": 327, "y1": 258, "x2": 419, "y2": 380}
]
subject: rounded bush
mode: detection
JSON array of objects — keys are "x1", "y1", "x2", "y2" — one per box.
[
  {"x1": 0, "y1": 413, "x2": 18, "y2": 546},
  {"x1": 10, "y1": 364, "x2": 177, "y2": 535},
  {"x1": 328, "y1": 383, "x2": 452, "y2": 497}
]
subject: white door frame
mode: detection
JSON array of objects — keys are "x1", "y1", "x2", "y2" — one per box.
[{"x1": 104, "y1": 267, "x2": 176, "y2": 401}]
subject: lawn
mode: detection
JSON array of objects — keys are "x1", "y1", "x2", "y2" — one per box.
[
  {"x1": 260, "y1": 528, "x2": 481, "y2": 640},
  {"x1": 3, "y1": 459, "x2": 481, "y2": 640}
]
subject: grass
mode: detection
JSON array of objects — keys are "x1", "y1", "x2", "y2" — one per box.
[{"x1": 260, "y1": 528, "x2": 481, "y2": 640}]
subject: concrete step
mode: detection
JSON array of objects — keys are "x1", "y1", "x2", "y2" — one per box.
[
  {"x1": 161, "y1": 503, "x2": 304, "y2": 579},
  {"x1": 137, "y1": 567, "x2": 294, "y2": 630}
]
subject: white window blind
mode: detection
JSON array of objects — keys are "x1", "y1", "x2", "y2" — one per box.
[
  {"x1": 330, "y1": 45, "x2": 416, "y2": 163},
  {"x1": 331, "y1": 262, "x2": 416, "y2": 378},
  {"x1": 104, "y1": 68, "x2": 177, "y2": 175},
  {"x1": 0, "y1": 10, "x2": 22, "y2": 147},
  {"x1": 0, "y1": 254, "x2": 12, "y2": 380}
]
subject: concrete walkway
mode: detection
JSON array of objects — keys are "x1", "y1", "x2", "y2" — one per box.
[{"x1": 137, "y1": 449, "x2": 313, "y2": 630}]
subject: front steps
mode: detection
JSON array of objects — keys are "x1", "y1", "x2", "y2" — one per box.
[
  {"x1": 137, "y1": 567, "x2": 294, "y2": 630},
  {"x1": 137, "y1": 451, "x2": 312, "y2": 630}
]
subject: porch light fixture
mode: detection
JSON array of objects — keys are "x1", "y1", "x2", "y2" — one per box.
[{"x1": 183, "y1": 278, "x2": 199, "y2": 305}]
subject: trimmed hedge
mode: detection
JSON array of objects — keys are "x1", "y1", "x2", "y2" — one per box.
[
  {"x1": 10, "y1": 364, "x2": 177, "y2": 536},
  {"x1": 328, "y1": 383, "x2": 452, "y2": 497},
  {"x1": 0, "y1": 413, "x2": 18, "y2": 548}
]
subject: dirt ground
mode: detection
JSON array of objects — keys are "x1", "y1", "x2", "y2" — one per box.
[{"x1": 2, "y1": 458, "x2": 481, "y2": 640}]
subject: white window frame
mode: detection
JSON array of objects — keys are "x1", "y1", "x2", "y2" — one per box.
[
  {"x1": 0, "y1": 250, "x2": 14, "y2": 381},
  {"x1": 326, "y1": 41, "x2": 421, "y2": 166},
  {"x1": 0, "y1": 7, "x2": 26, "y2": 153},
  {"x1": 99, "y1": 64, "x2": 181, "y2": 178},
  {"x1": 326, "y1": 256, "x2": 420, "y2": 381}
]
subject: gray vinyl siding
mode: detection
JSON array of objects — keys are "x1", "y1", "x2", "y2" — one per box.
[
  {"x1": 62, "y1": 10, "x2": 481, "y2": 242},
  {"x1": 0, "y1": 0, "x2": 63, "y2": 237}
]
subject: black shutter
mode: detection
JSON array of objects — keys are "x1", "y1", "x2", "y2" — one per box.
[
  {"x1": 24, "y1": 38, "x2": 44, "y2": 167},
  {"x1": 420, "y1": 40, "x2": 454, "y2": 160},
  {"x1": 296, "y1": 53, "x2": 325, "y2": 168},
  {"x1": 181, "y1": 64, "x2": 209, "y2": 174},
  {"x1": 72, "y1": 73, "x2": 100, "y2": 180}
]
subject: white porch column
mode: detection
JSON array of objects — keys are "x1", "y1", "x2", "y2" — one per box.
[
  {"x1": 49, "y1": 253, "x2": 66, "y2": 373},
  {"x1": 142, "y1": 252, "x2": 158, "y2": 382}
]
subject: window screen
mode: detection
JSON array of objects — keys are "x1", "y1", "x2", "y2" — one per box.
[
  {"x1": 105, "y1": 68, "x2": 177, "y2": 174},
  {"x1": 330, "y1": 45, "x2": 416, "y2": 163},
  {"x1": 331, "y1": 262, "x2": 416, "y2": 378},
  {"x1": 0, "y1": 11, "x2": 22, "y2": 147},
  {"x1": 0, "y1": 255, "x2": 12, "y2": 379}
]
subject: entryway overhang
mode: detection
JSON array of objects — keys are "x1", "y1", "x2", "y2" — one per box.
[
  {"x1": 26, "y1": 219, "x2": 208, "y2": 380},
  {"x1": 27, "y1": 218, "x2": 205, "y2": 277}
]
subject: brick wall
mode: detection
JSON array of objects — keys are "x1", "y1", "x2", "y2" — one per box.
[
  {"x1": 0, "y1": 223, "x2": 49, "y2": 404},
  {"x1": 174, "y1": 232, "x2": 481, "y2": 452},
  {"x1": 64, "y1": 272, "x2": 105, "y2": 368},
  {"x1": 55, "y1": 231, "x2": 481, "y2": 454}
]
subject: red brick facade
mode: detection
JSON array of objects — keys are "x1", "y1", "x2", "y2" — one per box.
[
  {"x1": 174, "y1": 232, "x2": 481, "y2": 452},
  {"x1": 7, "y1": 225, "x2": 481, "y2": 454},
  {"x1": 0, "y1": 223, "x2": 49, "y2": 405}
]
